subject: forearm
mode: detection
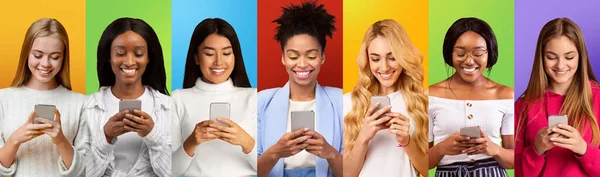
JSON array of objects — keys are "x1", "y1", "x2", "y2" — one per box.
[
  {"x1": 55, "y1": 136, "x2": 75, "y2": 169},
  {"x1": 327, "y1": 152, "x2": 343, "y2": 177},
  {"x1": 0, "y1": 141, "x2": 18, "y2": 168},
  {"x1": 404, "y1": 138, "x2": 428, "y2": 176},
  {"x1": 493, "y1": 148, "x2": 514, "y2": 169},
  {"x1": 182, "y1": 138, "x2": 198, "y2": 157},
  {"x1": 428, "y1": 143, "x2": 444, "y2": 169},
  {"x1": 257, "y1": 148, "x2": 279, "y2": 177},
  {"x1": 342, "y1": 138, "x2": 369, "y2": 177}
]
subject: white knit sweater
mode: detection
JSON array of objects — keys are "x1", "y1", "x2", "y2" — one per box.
[{"x1": 0, "y1": 86, "x2": 86, "y2": 177}]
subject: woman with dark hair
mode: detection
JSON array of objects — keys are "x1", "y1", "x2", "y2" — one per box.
[
  {"x1": 515, "y1": 18, "x2": 600, "y2": 177},
  {"x1": 83, "y1": 17, "x2": 171, "y2": 177},
  {"x1": 0, "y1": 18, "x2": 86, "y2": 177},
  {"x1": 257, "y1": 2, "x2": 343, "y2": 177},
  {"x1": 428, "y1": 17, "x2": 514, "y2": 177},
  {"x1": 171, "y1": 18, "x2": 256, "y2": 177}
]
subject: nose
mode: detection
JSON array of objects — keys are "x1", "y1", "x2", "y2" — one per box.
[
  {"x1": 557, "y1": 57, "x2": 565, "y2": 69},
  {"x1": 125, "y1": 53, "x2": 135, "y2": 66},
  {"x1": 463, "y1": 54, "x2": 475, "y2": 65},
  {"x1": 380, "y1": 59, "x2": 390, "y2": 72},
  {"x1": 40, "y1": 56, "x2": 50, "y2": 67},
  {"x1": 214, "y1": 53, "x2": 223, "y2": 66},
  {"x1": 297, "y1": 57, "x2": 307, "y2": 68}
]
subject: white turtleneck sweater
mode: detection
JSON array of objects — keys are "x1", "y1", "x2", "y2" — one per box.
[
  {"x1": 0, "y1": 85, "x2": 86, "y2": 177},
  {"x1": 172, "y1": 78, "x2": 257, "y2": 177}
]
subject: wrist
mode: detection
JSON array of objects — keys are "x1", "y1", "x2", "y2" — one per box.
[
  {"x1": 6, "y1": 137, "x2": 21, "y2": 148},
  {"x1": 242, "y1": 138, "x2": 255, "y2": 154},
  {"x1": 576, "y1": 142, "x2": 587, "y2": 156},
  {"x1": 265, "y1": 147, "x2": 280, "y2": 160},
  {"x1": 53, "y1": 133, "x2": 69, "y2": 145},
  {"x1": 533, "y1": 145, "x2": 546, "y2": 155}
]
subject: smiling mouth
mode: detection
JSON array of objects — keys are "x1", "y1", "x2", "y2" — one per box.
[
  {"x1": 294, "y1": 70, "x2": 313, "y2": 79},
  {"x1": 37, "y1": 68, "x2": 52, "y2": 75},
  {"x1": 378, "y1": 71, "x2": 394, "y2": 80},
  {"x1": 553, "y1": 69, "x2": 569, "y2": 75},
  {"x1": 121, "y1": 68, "x2": 137, "y2": 76},
  {"x1": 461, "y1": 67, "x2": 479, "y2": 73}
]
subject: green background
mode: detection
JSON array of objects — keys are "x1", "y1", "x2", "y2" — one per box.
[
  {"x1": 85, "y1": 0, "x2": 172, "y2": 94},
  {"x1": 428, "y1": 0, "x2": 515, "y2": 176}
]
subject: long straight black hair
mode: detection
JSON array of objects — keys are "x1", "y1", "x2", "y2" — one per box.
[
  {"x1": 97, "y1": 17, "x2": 169, "y2": 95},
  {"x1": 182, "y1": 18, "x2": 251, "y2": 88}
]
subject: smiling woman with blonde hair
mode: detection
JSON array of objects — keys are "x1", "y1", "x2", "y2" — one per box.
[{"x1": 343, "y1": 19, "x2": 428, "y2": 177}]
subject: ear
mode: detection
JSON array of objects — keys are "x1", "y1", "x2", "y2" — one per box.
[
  {"x1": 321, "y1": 54, "x2": 326, "y2": 65},
  {"x1": 281, "y1": 54, "x2": 285, "y2": 66}
]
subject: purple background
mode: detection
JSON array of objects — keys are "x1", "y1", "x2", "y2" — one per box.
[{"x1": 515, "y1": 0, "x2": 600, "y2": 98}]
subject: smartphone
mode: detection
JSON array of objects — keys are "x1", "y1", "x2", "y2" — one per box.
[
  {"x1": 370, "y1": 96, "x2": 390, "y2": 119},
  {"x1": 291, "y1": 110, "x2": 315, "y2": 131},
  {"x1": 548, "y1": 114, "x2": 568, "y2": 128},
  {"x1": 119, "y1": 99, "x2": 141, "y2": 114},
  {"x1": 210, "y1": 102, "x2": 230, "y2": 126},
  {"x1": 34, "y1": 104, "x2": 56, "y2": 124},
  {"x1": 460, "y1": 126, "x2": 481, "y2": 138}
]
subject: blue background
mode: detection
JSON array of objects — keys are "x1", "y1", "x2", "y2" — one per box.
[{"x1": 172, "y1": 0, "x2": 258, "y2": 90}]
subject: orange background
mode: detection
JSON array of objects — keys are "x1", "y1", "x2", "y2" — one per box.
[
  {"x1": 0, "y1": 0, "x2": 86, "y2": 94},
  {"x1": 342, "y1": 0, "x2": 429, "y2": 93}
]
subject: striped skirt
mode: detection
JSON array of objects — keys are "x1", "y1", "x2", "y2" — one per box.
[{"x1": 435, "y1": 158, "x2": 508, "y2": 177}]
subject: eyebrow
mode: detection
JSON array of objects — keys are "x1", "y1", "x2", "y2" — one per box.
[
  {"x1": 545, "y1": 51, "x2": 576, "y2": 55},
  {"x1": 286, "y1": 49, "x2": 319, "y2": 54},
  {"x1": 113, "y1": 46, "x2": 147, "y2": 49},
  {"x1": 454, "y1": 46, "x2": 485, "y2": 50},
  {"x1": 369, "y1": 52, "x2": 393, "y2": 57},
  {"x1": 202, "y1": 46, "x2": 232, "y2": 50},
  {"x1": 32, "y1": 50, "x2": 62, "y2": 55}
]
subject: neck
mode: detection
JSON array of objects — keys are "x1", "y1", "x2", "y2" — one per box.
[
  {"x1": 548, "y1": 81, "x2": 572, "y2": 95},
  {"x1": 450, "y1": 73, "x2": 487, "y2": 88},
  {"x1": 111, "y1": 81, "x2": 145, "y2": 99},
  {"x1": 378, "y1": 85, "x2": 398, "y2": 96},
  {"x1": 289, "y1": 81, "x2": 316, "y2": 101},
  {"x1": 25, "y1": 78, "x2": 59, "y2": 91}
]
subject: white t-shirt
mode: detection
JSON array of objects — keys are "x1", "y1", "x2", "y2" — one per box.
[
  {"x1": 284, "y1": 99, "x2": 317, "y2": 169},
  {"x1": 103, "y1": 87, "x2": 154, "y2": 172},
  {"x1": 428, "y1": 96, "x2": 514, "y2": 165},
  {"x1": 343, "y1": 91, "x2": 418, "y2": 177}
]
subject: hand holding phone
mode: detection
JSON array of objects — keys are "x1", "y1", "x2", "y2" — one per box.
[
  {"x1": 460, "y1": 126, "x2": 481, "y2": 138},
  {"x1": 210, "y1": 102, "x2": 230, "y2": 126},
  {"x1": 119, "y1": 99, "x2": 141, "y2": 114},
  {"x1": 548, "y1": 114, "x2": 568, "y2": 128},
  {"x1": 34, "y1": 104, "x2": 56, "y2": 124},
  {"x1": 370, "y1": 96, "x2": 390, "y2": 120}
]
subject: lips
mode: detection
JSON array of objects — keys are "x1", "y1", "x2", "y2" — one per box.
[
  {"x1": 378, "y1": 71, "x2": 394, "y2": 80},
  {"x1": 461, "y1": 67, "x2": 479, "y2": 73},
  {"x1": 553, "y1": 69, "x2": 569, "y2": 76},
  {"x1": 37, "y1": 68, "x2": 52, "y2": 77},
  {"x1": 293, "y1": 70, "x2": 313, "y2": 80},
  {"x1": 121, "y1": 68, "x2": 137, "y2": 76},
  {"x1": 210, "y1": 68, "x2": 226, "y2": 76}
]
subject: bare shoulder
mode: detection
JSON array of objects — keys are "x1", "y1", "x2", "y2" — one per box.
[
  {"x1": 494, "y1": 83, "x2": 514, "y2": 100},
  {"x1": 428, "y1": 80, "x2": 448, "y2": 98}
]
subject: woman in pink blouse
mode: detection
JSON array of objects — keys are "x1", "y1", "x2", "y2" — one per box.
[{"x1": 515, "y1": 17, "x2": 600, "y2": 177}]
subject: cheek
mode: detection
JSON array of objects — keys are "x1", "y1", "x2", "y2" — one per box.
[{"x1": 227, "y1": 55, "x2": 235, "y2": 68}]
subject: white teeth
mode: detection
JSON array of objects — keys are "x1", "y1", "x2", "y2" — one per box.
[
  {"x1": 556, "y1": 70, "x2": 567, "y2": 74},
  {"x1": 122, "y1": 68, "x2": 136, "y2": 74},
  {"x1": 380, "y1": 73, "x2": 392, "y2": 78},
  {"x1": 211, "y1": 69, "x2": 225, "y2": 73},
  {"x1": 462, "y1": 67, "x2": 477, "y2": 72},
  {"x1": 296, "y1": 71, "x2": 310, "y2": 76},
  {"x1": 38, "y1": 69, "x2": 51, "y2": 74}
]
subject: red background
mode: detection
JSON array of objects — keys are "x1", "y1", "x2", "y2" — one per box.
[{"x1": 257, "y1": 0, "x2": 343, "y2": 91}]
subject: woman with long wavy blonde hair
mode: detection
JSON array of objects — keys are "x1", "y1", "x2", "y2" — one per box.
[
  {"x1": 342, "y1": 19, "x2": 428, "y2": 177},
  {"x1": 515, "y1": 18, "x2": 600, "y2": 177}
]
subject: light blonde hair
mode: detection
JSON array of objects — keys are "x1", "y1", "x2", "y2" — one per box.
[
  {"x1": 517, "y1": 18, "x2": 599, "y2": 145},
  {"x1": 11, "y1": 18, "x2": 71, "y2": 90},
  {"x1": 344, "y1": 19, "x2": 428, "y2": 154}
]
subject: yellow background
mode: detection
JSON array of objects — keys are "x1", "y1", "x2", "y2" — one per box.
[
  {"x1": 0, "y1": 0, "x2": 86, "y2": 94},
  {"x1": 343, "y1": 0, "x2": 429, "y2": 93}
]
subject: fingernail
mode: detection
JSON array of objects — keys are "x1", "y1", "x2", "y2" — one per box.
[{"x1": 304, "y1": 128, "x2": 308, "y2": 131}]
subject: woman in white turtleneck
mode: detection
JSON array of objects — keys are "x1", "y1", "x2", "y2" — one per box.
[{"x1": 171, "y1": 18, "x2": 257, "y2": 177}]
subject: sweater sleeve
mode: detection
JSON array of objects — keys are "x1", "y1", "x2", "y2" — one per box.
[
  {"x1": 575, "y1": 143, "x2": 600, "y2": 176},
  {"x1": 171, "y1": 91, "x2": 193, "y2": 176},
  {"x1": 0, "y1": 125, "x2": 17, "y2": 176},
  {"x1": 143, "y1": 99, "x2": 172, "y2": 177},
  {"x1": 514, "y1": 100, "x2": 546, "y2": 177},
  {"x1": 57, "y1": 98, "x2": 87, "y2": 177}
]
